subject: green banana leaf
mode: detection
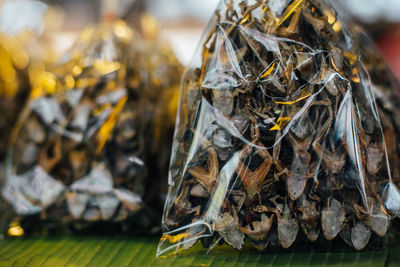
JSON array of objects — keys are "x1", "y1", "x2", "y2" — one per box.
[{"x1": 0, "y1": 236, "x2": 398, "y2": 266}]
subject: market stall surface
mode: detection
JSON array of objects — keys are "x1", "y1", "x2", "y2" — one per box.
[{"x1": 0, "y1": 236, "x2": 398, "y2": 266}]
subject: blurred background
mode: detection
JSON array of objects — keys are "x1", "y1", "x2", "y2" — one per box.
[{"x1": 0, "y1": 0, "x2": 400, "y2": 75}]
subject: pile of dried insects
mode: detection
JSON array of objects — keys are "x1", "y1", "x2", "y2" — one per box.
[
  {"x1": 2, "y1": 19, "x2": 182, "y2": 236},
  {"x1": 158, "y1": 0, "x2": 400, "y2": 256}
]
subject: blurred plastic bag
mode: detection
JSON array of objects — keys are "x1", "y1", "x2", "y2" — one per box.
[
  {"x1": 158, "y1": 0, "x2": 400, "y2": 255},
  {"x1": 2, "y1": 13, "x2": 182, "y2": 235}
]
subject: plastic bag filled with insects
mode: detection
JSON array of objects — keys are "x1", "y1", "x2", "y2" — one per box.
[
  {"x1": 1, "y1": 15, "x2": 182, "y2": 236},
  {"x1": 158, "y1": 0, "x2": 400, "y2": 256}
]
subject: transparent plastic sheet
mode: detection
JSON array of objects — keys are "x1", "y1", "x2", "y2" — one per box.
[
  {"x1": 158, "y1": 0, "x2": 400, "y2": 256},
  {"x1": 1, "y1": 18, "x2": 182, "y2": 236}
]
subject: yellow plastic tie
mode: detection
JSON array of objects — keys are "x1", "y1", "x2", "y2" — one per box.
[
  {"x1": 94, "y1": 59, "x2": 121, "y2": 76},
  {"x1": 323, "y1": 9, "x2": 336, "y2": 25},
  {"x1": 30, "y1": 71, "x2": 57, "y2": 99},
  {"x1": 160, "y1": 233, "x2": 190, "y2": 243},
  {"x1": 239, "y1": 14, "x2": 251, "y2": 25},
  {"x1": 269, "y1": 117, "x2": 292, "y2": 131},
  {"x1": 274, "y1": 0, "x2": 304, "y2": 31},
  {"x1": 159, "y1": 248, "x2": 185, "y2": 258},
  {"x1": 96, "y1": 95, "x2": 128, "y2": 153},
  {"x1": 352, "y1": 68, "x2": 360, "y2": 83},
  {"x1": 332, "y1": 21, "x2": 341, "y2": 32},
  {"x1": 275, "y1": 93, "x2": 311, "y2": 105},
  {"x1": 344, "y1": 51, "x2": 358, "y2": 65},
  {"x1": 260, "y1": 62, "x2": 276, "y2": 78}
]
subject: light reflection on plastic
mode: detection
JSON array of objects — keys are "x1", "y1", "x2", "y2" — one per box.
[
  {"x1": 160, "y1": 232, "x2": 189, "y2": 243},
  {"x1": 0, "y1": 0, "x2": 47, "y2": 36},
  {"x1": 8, "y1": 222, "x2": 24, "y2": 237},
  {"x1": 269, "y1": 116, "x2": 292, "y2": 131}
]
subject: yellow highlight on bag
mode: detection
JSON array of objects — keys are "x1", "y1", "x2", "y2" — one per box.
[
  {"x1": 160, "y1": 233, "x2": 190, "y2": 243},
  {"x1": 8, "y1": 222, "x2": 24, "y2": 237},
  {"x1": 270, "y1": 117, "x2": 292, "y2": 131}
]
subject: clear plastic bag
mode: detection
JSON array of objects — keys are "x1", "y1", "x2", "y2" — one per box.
[
  {"x1": 1, "y1": 17, "x2": 182, "y2": 236},
  {"x1": 158, "y1": 0, "x2": 400, "y2": 255}
]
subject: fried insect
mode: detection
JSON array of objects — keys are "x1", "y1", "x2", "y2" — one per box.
[
  {"x1": 351, "y1": 220, "x2": 371, "y2": 251},
  {"x1": 240, "y1": 212, "x2": 275, "y2": 250},
  {"x1": 237, "y1": 142, "x2": 273, "y2": 200},
  {"x1": 321, "y1": 197, "x2": 345, "y2": 240},
  {"x1": 297, "y1": 196, "x2": 320, "y2": 242},
  {"x1": 277, "y1": 204, "x2": 299, "y2": 249}
]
